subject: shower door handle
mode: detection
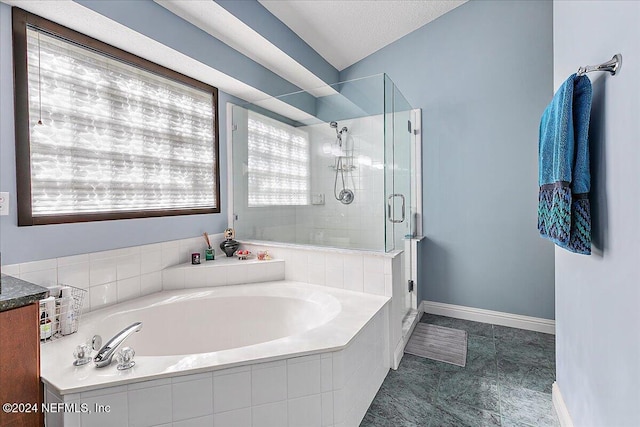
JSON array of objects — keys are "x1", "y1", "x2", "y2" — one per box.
[{"x1": 387, "y1": 194, "x2": 406, "y2": 223}]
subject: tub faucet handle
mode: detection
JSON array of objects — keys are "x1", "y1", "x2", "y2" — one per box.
[
  {"x1": 116, "y1": 347, "x2": 136, "y2": 370},
  {"x1": 72, "y1": 343, "x2": 92, "y2": 366}
]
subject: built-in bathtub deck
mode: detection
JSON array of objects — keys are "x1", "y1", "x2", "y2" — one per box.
[
  {"x1": 41, "y1": 281, "x2": 388, "y2": 394},
  {"x1": 42, "y1": 281, "x2": 390, "y2": 427}
]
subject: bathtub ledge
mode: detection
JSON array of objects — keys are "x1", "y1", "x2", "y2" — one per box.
[{"x1": 40, "y1": 281, "x2": 389, "y2": 395}]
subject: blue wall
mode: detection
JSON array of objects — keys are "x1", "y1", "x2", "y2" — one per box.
[
  {"x1": 341, "y1": 0, "x2": 555, "y2": 319},
  {"x1": 554, "y1": 1, "x2": 640, "y2": 425},
  {"x1": 0, "y1": 2, "x2": 242, "y2": 264}
]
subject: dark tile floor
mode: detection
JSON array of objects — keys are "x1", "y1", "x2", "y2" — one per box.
[{"x1": 361, "y1": 314, "x2": 560, "y2": 427}]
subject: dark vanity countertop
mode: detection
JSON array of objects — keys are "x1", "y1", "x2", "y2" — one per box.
[{"x1": 0, "y1": 274, "x2": 49, "y2": 312}]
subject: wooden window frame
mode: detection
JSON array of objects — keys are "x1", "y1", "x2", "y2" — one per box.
[{"x1": 12, "y1": 7, "x2": 220, "y2": 226}]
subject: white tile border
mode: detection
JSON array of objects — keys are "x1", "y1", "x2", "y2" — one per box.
[
  {"x1": 421, "y1": 300, "x2": 556, "y2": 335},
  {"x1": 552, "y1": 382, "x2": 575, "y2": 427}
]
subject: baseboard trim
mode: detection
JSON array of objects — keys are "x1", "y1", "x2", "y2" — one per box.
[
  {"x1": 552, "y1": 382, "x2": 574, "y2": 427},
  {"x1": 421, "y1": 300, "x2": 555, "y2": 334}
]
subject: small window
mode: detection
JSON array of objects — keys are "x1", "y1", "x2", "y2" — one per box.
[
  {"x1": 12, "y1": 9, "x2": 220, "y2": 225},
  {"x1": 247, "y1": 110, "x2": 310, "y2": 207}
]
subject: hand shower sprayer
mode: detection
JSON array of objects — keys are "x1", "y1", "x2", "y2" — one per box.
[
  {"x1": 330, "y1": 121, "x2": 342, "y2": 146},
  {"x1": 330, "y1": 121, "x2": 354, "y2": 205}
]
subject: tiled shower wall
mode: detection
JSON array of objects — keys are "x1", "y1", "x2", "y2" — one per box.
[
  {"x1": 232, "y1": 113, "x2": 386, "y2": 251},
  {"x1": 295, "y1": 115, "x2": 385, "y2": 250}
]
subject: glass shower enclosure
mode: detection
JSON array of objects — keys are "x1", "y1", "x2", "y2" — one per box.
[{"x1": 230, "y1": 74, "x2": 417, "y2": 316}]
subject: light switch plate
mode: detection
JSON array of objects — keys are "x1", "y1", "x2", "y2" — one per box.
[{"x1": 0, "y1": 192, "x2": 9, "y2": 216}]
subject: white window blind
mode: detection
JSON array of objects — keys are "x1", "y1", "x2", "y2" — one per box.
[
  {"x1": 25, "y1": 27, "x2": 216, "y2": 218},
  {"x1": 247, "y1": 111, "x2": 310, "y2": 207}
]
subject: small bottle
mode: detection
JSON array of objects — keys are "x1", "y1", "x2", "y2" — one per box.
[
  {"x1": 59, "y1": 286, "x2": 74, "y2": 336},
  {"x1": 191, "y1": 253, "x2": 201, "y2": 265},
  {"x1": 40, "y1": 310, "x2": 52, "y2": 340},
  {"x1": 205, "y1": 247, "x2": 214, "y2": 261},
  {"x1": 59, "y1": 296, "x2": 74, "y2": 336},
  {"x1": 41, "y1": 296, "x2": 57, "y2": 334}
]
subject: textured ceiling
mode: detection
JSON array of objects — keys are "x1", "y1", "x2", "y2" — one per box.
[{"x1": 259, "y1": 0, "x2": 467, "y2": 71}]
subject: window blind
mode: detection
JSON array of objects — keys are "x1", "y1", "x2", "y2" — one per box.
[
  {"x1": 25, "y1": 27, "x2": 216, "y2": 218},
  {"x1": 247, "y1": 111, "x2": 310, "y2": 207}
]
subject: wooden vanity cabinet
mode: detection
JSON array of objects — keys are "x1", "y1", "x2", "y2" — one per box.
[{"x1": 0, "y1": 303, "x2": 43, "y2": 427}]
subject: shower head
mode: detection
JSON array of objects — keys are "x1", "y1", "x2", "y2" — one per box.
[
  {"x1": 329, "y1": 122, "x2": 348, "y2": 133},
  {"x1": 330, "y1": 121, "x2": 346, "y2": 146}
]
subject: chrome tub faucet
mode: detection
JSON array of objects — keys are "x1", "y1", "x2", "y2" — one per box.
[{"x1": 94, "y1": 322, "x2": 142, "y2": 368}]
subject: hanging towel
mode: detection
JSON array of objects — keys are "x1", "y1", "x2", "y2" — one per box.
[{"x1": 538, "y1": 73, "x2": 593, "y2": 255}]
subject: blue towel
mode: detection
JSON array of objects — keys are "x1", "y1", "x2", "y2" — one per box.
[{"x1": 538, "y1": 74, "x2": 592, "y2": 255}]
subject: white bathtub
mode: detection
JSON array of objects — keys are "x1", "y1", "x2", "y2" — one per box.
[
  {"x1": 99, "y1": 286, "x2": 341, "y2": 357},
  {"x1": 42, "y1": 280, "x2": 390, "y2": 427}
]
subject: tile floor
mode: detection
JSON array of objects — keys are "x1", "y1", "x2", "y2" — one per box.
[{"x1": 360, "y1": 314, "x2": 560, "y2": 427}]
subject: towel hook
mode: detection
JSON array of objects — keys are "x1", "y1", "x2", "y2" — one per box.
[{"x1": 577, "y1": 54, "x2": 622, "y2": 76}]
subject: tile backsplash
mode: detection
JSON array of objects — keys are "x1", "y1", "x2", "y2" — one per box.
[
  {"x1": 3, "y1": 234, "x2": 400, "y2": 314},
  {"x1": 3, "y1": 233, "x2": 224, "y2": 313},
  {"x1": 238, "y1": 242, "x2": 397, "y2": 298}
]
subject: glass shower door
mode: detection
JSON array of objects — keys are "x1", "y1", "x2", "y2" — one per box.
[{"x1": 385, "y1": 75, "x2": 414, "y2": 321}]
